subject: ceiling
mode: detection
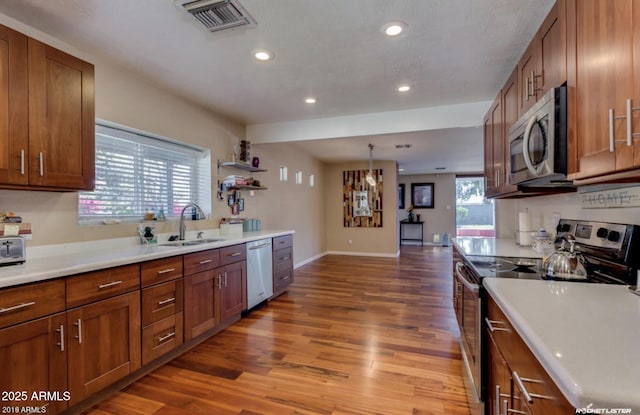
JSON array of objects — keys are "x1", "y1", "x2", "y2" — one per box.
[{"x1": 0, "y1": 0, "x2": 555, "y2": 175}]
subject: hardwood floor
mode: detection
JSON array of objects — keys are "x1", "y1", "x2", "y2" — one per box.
[{"x1": 83, "y1": 246, "x2": 471, "y2": 415}]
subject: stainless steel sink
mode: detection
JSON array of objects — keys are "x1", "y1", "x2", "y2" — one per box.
[{"x1": 159, "y1": 238, "x2": 225, "y2": 247}]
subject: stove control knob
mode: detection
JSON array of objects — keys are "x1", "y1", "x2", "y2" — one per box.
[
  {"x1": 608, "y1": 231, "x2": 621, "y2": 242},
  {"x1": 596, "y1": 228, "x2": 609, "y2": 238}
]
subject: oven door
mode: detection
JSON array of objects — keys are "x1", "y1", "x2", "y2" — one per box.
[
  {"x1": 454, "y1": 261, "x2": 483, "y2": 413},
  {"x1": 509, "y1": 110, "x2": 552, "y2": 184}
]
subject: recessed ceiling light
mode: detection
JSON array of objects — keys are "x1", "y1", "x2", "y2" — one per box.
[
  {"x1": 382, "y1": 21, "x2": 408, "y2": 37},
  {"x1": 305, "y1": 97, "x2": 317, "y2": 104},
  {"x1": 253, "y1": 49, "x2": 274, "y2": 61},
  {"x1": 397, "y1": 85, "x2": 411, "y2": 92}
]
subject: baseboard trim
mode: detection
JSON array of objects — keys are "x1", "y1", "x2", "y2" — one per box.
[
  {"x1": 294, "y1": 252, "x2": 328, "y2": 269},
  {"x1": 325, "y1": 250, "x2": 400, "y2": 258}
]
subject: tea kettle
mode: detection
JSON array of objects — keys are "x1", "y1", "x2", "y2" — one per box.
[{"x1": 543, "y1": 234, "x2": 588, "y2": 280}]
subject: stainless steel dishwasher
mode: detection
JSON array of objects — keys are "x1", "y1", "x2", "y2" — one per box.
[{"x1": 246, "y1": 238, "x2": 274, "y2": 309}]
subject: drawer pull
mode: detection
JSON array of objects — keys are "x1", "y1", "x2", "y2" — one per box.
[
  {"x1": 198, "y1": 259, "x2": 213, "y2": 265},
  {"x1": 279, "y1": 240, "x2": 287, "y2": 244},
  {"x1": 56, "y1": 325, "x2": 65, "y2": 352},
  {"x1": 281, "y1": 275, "x2": 290, "y2": 281},
  {"x1": 485, "y1": 317, "x2": 509, "y2": 333},
  {"x1": 512, "y1": 371, "x2": 552, "y2": 404},
  {"x1": 217, "y1": 274, "x2": 222, "y2": 290},
  {"x1": 157, "y1": 268, "x2": 176, "y2": 275},
  {"x1": 158, "y1": 297, "x2": 176, "y2": 306},
  {"x1": 158, "y1": 332, "x2": 176, "y2": 343},
  {"x1": 74, "y1": 319, "x2": 83, "y2": 344},
  {"x1": 0, "y1": 301, "x2": 36, "y2": 314},
  {"x1": 279, "y1": 256, "x2": 290, "y2": 261},
  {"x1": 98, "y1": 280, "x2": 123, "y2": 289},
  {"x1": 228, "y1": 252, "x2": 242, "y2": 257}
]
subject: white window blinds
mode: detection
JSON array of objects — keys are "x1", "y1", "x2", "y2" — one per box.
[{"x1": 79, "y1": 123, "x2": 211, "y2": 223}]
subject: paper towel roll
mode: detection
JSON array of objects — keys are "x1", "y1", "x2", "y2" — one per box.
[{"x1": 518, "y1": 212, "x2": 532, "y2": 232}]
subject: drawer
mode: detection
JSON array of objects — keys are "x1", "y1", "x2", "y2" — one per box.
[
  {"x1": 485, "y1": 295, "x2": 514, "y2": 363},
  {"x1": 142, "y1": 312, "x2": 183, "y2": 365},
  {"x1": 273, "y1": 268, "x2": 294, "y2": 291},
  {"x1": 273, "y1": 234, "x2": 293, "y2": 250},
  {"x1": 184, "y1": 249, "x2": 219, "y2": 276},
  {"x1": 0, "y1": 279, "x2": 65, "y2": 329},
  {"x1": 273, "y1": 247, "x2": 293, "y2": 273},
  {"x1": 220, "y1": 243, "x2": 246, "y2": 266},
  {"x1": 141, "y1": 279, "x2": 184, "y2": 327},
  {"x1": 141, "y1": 256, "x2": 183, "y2": 287},
  {"x1": 66, "y1": 264, "x2": 140, "y2": 308}
]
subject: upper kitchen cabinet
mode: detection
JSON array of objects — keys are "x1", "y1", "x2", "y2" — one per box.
[
  {"x1": 567, "y1": 0, "x2": 640, "y2": 182},
  {"x1": 0, "y1": 23, "x2": 95, "y2": 191},
  {"x1": 484, "y1": 68, "x2": 519, "y2": 198},
  {"x1": 518, "y1": 0, "x2": 567, "y2": 117},
  {"x1": 0, "y1": 25, "x2": 28, "y2": 186},
  {"x1": 28, "y1": 39, "x2": 95, "y2": 190}
]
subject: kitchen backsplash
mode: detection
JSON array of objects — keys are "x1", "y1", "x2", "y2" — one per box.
[{"x1": 497, "y1": 191, "x2": 640, "y2": 238}]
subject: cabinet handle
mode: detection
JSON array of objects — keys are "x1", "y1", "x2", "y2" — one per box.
[
  {"x1": 217, "y1": 274, "x2": 222, "y2": 290},
  {"x1": 74, "y1": 319, "x2": 82, "y2": 344},
  {"x1": 38, "y1": 152, "x2": 44, "y2": 176},
  {"x1": 249, "y1": 243, "x2": 271, "y2": 250},
  {"x1": 485, "y1": 317, "x2": 509, "y2": 332},
  {"x1": 20, "y1": 149, "x2": 25, "y2": 175},
  {"x1": 158, "y1": 297, "x2": 175, "y2": 306},
  {"x1": 512, "y1": 371, "x2": 552, "y2": 404},
  {"x1": 0, "y1": 301, "x2": 36, "y2": 314},
  {"x1": 199, "y1": 259, "x2": 213, "y2": 265},
  {"x1": 609, "y1": 108, "x2": 615, "y2": 152},
  {"x1": 279, "y1": 256, "x2": 290, "y2": 261},
  {"x1": 158, "y1": 332, "x2": 175, "y2": 343},
  {"x1": 228, "y1": 252, "x2": 242, "y2": 257},
  {"x1": 529, "y1": 71, "x2": 535, "y2": 98},
  {"x1": 98, "y1": 280, "x2": 123, "y2": 289},
  {"x1": 524, "y1": 76, "x2": 530, "y2": 101},
  {"x1": 56, "y1": 325, "x2": 64, "y2": 352},
  {"x1": 281, "y1": 275, "x2": 290, "y2": 281},
  {"x1": 627, "y1": 99, "x2": 633, "y2": 146},
  {"x1": 224, "y1": 271, "x2": 228, "y2": 287},
  {"x1": 157, "y1": 268, "x2": 176, "y2": 275}
]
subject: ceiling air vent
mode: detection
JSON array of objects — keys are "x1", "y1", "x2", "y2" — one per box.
[{"x1": 177, "y1": 0, "x2": 256, "y2": 33}]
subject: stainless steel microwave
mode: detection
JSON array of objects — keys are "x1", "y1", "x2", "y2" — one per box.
[{"x1": 508, "y1": 85, "x2": 569, "y2": 186}]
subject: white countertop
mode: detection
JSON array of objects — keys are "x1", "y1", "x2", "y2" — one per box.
[
  {"x1": 484, "y1": 278, "x2": 640, "y2": 412},
  {"x1": 0, "y1": 229, "x2": 294, "y2": 289},
  {"x1": 453, "y1": 237, "x2": 543, "y2": 259}
]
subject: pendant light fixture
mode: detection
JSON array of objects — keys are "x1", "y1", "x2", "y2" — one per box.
[{"x1": 366, "y1": 144, "x2": 376, "y2": 187}]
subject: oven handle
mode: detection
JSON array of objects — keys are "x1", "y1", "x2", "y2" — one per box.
[
  {"x1": 455, "y1": 262, "x2": 479, "y2": 294},
  {"x1": 522, "y1": 114, "x2": 544, "y2": 177}
]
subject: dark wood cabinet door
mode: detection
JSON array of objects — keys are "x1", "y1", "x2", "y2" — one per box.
[
  {"x1": 572, "y1": 0, "x2": 633, "y2": 177},
  {"x1": 27, "y1": 38, "x2": 95, "y2": 190},
  {"x1": 0, "y1": 24, "x2": 28, "y2": 186},
  {"x1": 0, "y1": 313, "x2": 68, "y2": 415},
  {"x1": 66, "y1": 292, "x2": 141, "y2": 405},
  {"x1": 539, "y1": 0, "x2": 567, "y2": 95},
  {"x1": 486, "y1": 334, "x2": 510, "y2": 415},
  {"x1": 518, "y1": 41, "x2": 540, "y2": 116},
  {"x1": 500, "y1": 67, "x2": 519, "y2": 194},
  {"x1": 217, "y1": 261, "x2": 246, "y2": 323},
  {"x1": 184, "y1": 270, "x2": 217, "y2": 340},
  {"x1": 484, "y1": 107, "x2": 496, "y2": 196}
]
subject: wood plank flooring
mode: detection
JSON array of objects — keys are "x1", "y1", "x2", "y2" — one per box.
[{"x1": 83, "y1": 246, "x2": 471, "y2": 415}]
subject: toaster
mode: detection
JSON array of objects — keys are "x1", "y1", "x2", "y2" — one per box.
[{"x1": 0, "y1": 236, "x2": 26, "y2": 266}]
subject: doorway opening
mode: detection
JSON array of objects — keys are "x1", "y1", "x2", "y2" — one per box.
[{"x1": 455, "y1": 176, "x2": 495, "y2": 237}]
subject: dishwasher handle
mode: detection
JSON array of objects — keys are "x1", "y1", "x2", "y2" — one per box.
[{"x1": 249, "y1": 242, "x2": 272, "y2": 250}]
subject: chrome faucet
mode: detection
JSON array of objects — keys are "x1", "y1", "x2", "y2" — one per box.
[{"x1": 179, "y1": 202, "x2": 206, "y2": 240}]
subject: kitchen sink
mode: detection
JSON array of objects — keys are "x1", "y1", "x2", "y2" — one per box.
[{"x1": 160, "y1": 238, "x2": 225, "y2": 247}]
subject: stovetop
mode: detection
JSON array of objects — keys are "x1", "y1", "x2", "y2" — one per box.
[{"x1": 466, "y1": 255, "x2": 544, "y2": 280}]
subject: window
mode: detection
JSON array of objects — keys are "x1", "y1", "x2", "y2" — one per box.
[
  {"x1": 79, "y1": 122, "x2": 211, "y2": 223},
  {"x1": 279, "y1": 166, "x2": 288, "y2": 182},
  {"x1": 455, "y1": 176, "x2": 495, "y2": 237},
  {"x1": 295, "y1": 170, "x2": 302, "y2": 184}
]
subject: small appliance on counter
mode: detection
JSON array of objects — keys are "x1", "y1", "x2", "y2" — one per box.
[{"x1": 0, "y1": 236, "x2": 26, "y2": 266}]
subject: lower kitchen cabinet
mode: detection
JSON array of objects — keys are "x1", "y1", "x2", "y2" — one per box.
[
  {"x1": 142, "y1": 312, "x2": 183, "y2": 366},
  {"x1": 184, "y1": 270, "x2": 218, "y2": 340},
  {"x1": 486, "y1": 295, "x2": 574, "y2": 415},
  {"x1": 0, "y1": 313, "x2": 68, "y2": 415},
  {"x1": 66, "y1": 291, "x2": 141, "y2": 405},
  {"x1": 272, "y1": 234, "x2": 294, "y2": 297},
  {"x1": 217, "y1": 260, "x2": 246, "y2": 323}
]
